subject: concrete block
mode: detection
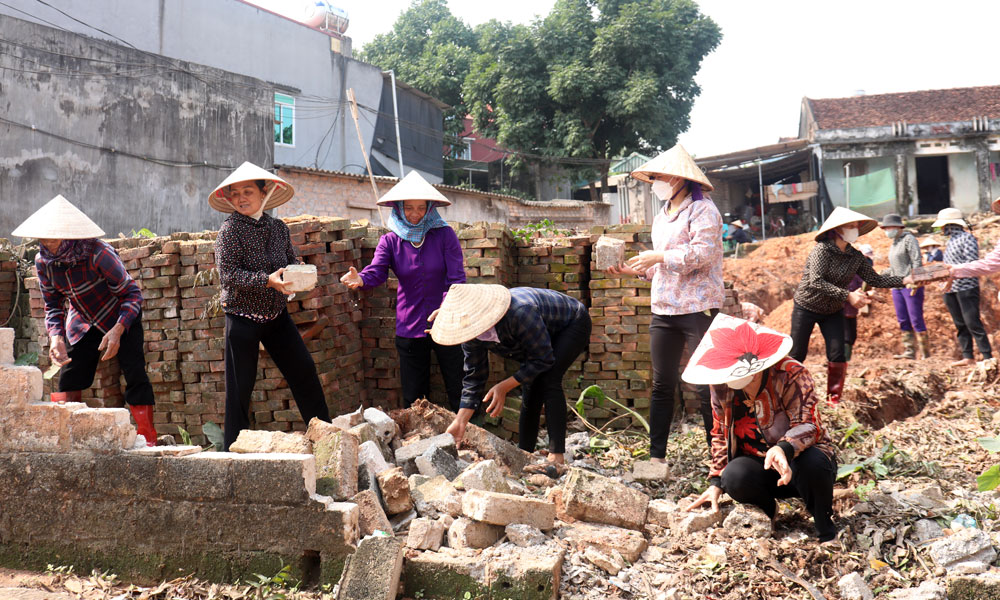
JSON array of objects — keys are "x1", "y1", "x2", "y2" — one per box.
[
  {"x1": 584, "y1": 546, "x2": 625, "y2": 575},
  {"x1": 229, "y1": 429, "x2": 311, "y2": 454},
  {"x1": 411, "y1": 475, "x2": 462, "y2": 518},
  {"x1": 314, "y1": 430, "x2": 359, "y2": 500},
  {"x1": 929, "y1": 528, "x2": 997, "y2": 571},
  {"x1": 562, "y1": 468, "x2": 649, "y2": 530},
  {"x1": 389, "y1": 509, "x2": 417, "y2": 534},
  {"x1": 645, "y1": 498, "x2": 677, "y2": 527},
  {"x1": 632, "y1": 460, "x2": 669, "y2": 483},
  {"x1": 162, "y1": 452, "x2": 234, "y2": 500},
  {"x1": 594, "y1": 236, "x2": 625, "y2": 270},
  {"x1": 448, "y1": 517, "x2": 504, "y2": 549},
  {"x1": 838, "y1": 572, "x2": 874, "y2": 600},
  {"x1": 912, "y1": 518, "x2": 945, "y2": 544},
  {"x1": 394, "y1": 433, "x2": 455, "y2": 476},
  {"x1": 230, "y1": 453, "x2": 315, "y2": 504},
  {"x1": 358, "y1": 440, "x2": 392, "y2": 475},
  {"x1": 0, "y1": 364, "x2": 44, "y2": 407},
  {"x1": 376, "y1": 466, "x2": 413, "y2": 515},
  {"x1": 947, "y1": 571, "x2": 1000, "y2": 600},
  {"x1": 462, "y1": 489, "x2": 555, "y2": 530},
  {"x1": 68, "y1": 407, "x2": 136, "y2": 453},
  {"x1": 670, "y1": 505, "x2": 724, "y2": 534},
  {"x1": 0, "y1": 403, "x2": 74, "y2": 452},
  {"x1": 282, "y1": 263, "x2": 317, "y2": 293},
  {"x1": 335, "y1": 535, "x2": 404, "y2": 600},
  {"x1": 352, "y1": 489, "x2": 393, "y2": 537},
  {"x1": 484, "y1": 545, "x2": 564, "y2": 600},
  {"x1": 405, "y1": 517, "x2": 445, "y2": 551},
  {"x1": 331, "y1": 406, "x2": 364, "y2": 431},
  {"x1": 0, "y1": 327, "x2": 14, "y2": 364},
  {"x1": 306, "y1": 417, "x2": 343, "y2": 442},
  {"x1": 363, "y1": 407, "x2": 396, "y2": 443},
  {"x1": 403, "y1": 550, "x2": 488, "y2": 600},
  {"x1": 886, "y1": 579, "x2": 946, "y2": 599},
  {"x1": 129, "y1": 445, "x2": 202, "y2": 457},
  {"x1": 453, "y1": 459, "x2": 511, "y2": 494},
  {"x1": 506, "y1": 523, "x2": 548, "y2": 547},
  {"x1": 415, "y1": 445, "x2": 461, "y2": 481},
  {"x1": 723, "y1": 504, "x2": 772, "y2": 538},
  {"x1": 556, "y1": 521, "x2": 647, "y2": 562}
]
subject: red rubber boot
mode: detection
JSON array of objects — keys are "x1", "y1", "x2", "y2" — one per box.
[
  {"x1": 50, "y1": 390, "x2": 82, "y2": 403},
  {"x1": 826, "y1": 362, "x2": 848, "y2": 406},
  {"x1": 129, "y1": 405, "x2": 157, "y2": 447}
]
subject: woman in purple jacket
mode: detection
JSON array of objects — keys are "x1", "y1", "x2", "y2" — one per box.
[{"x1": 341, "y1": 172, "x2": 466, "y2": 409}]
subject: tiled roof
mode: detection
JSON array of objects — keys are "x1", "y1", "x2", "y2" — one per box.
[{"x1": 806, "y1": 85, "x2": 1000, "y2": 130}]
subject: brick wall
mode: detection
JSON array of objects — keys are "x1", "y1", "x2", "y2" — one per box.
[{"x1": 17, "y1": 221, "x2": 739, "y2": 446}]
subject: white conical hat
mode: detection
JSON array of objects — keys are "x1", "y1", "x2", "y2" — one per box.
[
  {"x1": 681, "y1": 313, "x2": 793, "y2": 386},
  {"x1": 208, "y1": 162, "x2": 294, "y2": 213},
  {"x1": 931, "y1": 207, "x2": 968, "y2": 229},
  {"x1": 12, "y1": 195, "x2": 105, "y2": 239},
  {"x1": 814, "y1": 206, "x2": 878, "y2": 241},
  {"x1": 630, "y1": 144, "x2": 714, "y2": 191},
  {"x1": 430, "y1": 284, "x2": 511, "y2": 346},
  {"x1": 919, "y1": 236, "x2": 942, "y2": 249},
  {"x1": 377, "y1": 171, "x2": 451, "y2": 207}
]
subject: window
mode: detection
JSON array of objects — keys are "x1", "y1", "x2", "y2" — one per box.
[
  {"x1": 451, "y1": 137, "x2": 472, "y2": 160},
  {"x1": 274, "y1": 93, "x2": 295, "y2": 147}
]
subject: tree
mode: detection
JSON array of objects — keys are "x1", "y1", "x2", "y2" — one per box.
[
  {"x1": 358, "y1": 0, "x2": 478, "y2": 150},
  {"x1": 465, "y1": 0, "x2": 721, "y2": 201}
]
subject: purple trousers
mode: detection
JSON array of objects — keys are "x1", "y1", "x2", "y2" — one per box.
[{"x1": 891, "y1": 287, "x2": 926, "y2": 332}]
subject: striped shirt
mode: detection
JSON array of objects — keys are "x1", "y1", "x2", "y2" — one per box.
[
  {"x1": 943, "y1": 228, "x2": 980, "y2": 293},
  {"x1": 460, "y1": 287, "x2": 588, "y2": 410},
  {"x1": 36, "y1": 239, "x2": 143, "y2": 345}
]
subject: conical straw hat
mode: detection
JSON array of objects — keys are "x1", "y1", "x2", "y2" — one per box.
[
  {"x1": 681, "y1": 313, "x2": 793, "y2": 386},
  {"x1": 377, "y1": 171, "x2": 451, "y2": 207},
  {"x1": 430, "y1": 284, "x2": 511, "y2": 346},
  {"x1": 208, "y1": 162, "x2": 294, "y2": 213},
  {"x1": 630, "y1": 144, "x2": 714, "y2": 191},
  {"x1": 919, "y1": 236, "x2": 942, "y2": 249},
  {"x1": 814, "y1": 206, "x2": 878, "y2": 241},
  {"x1": 931, "y1": 207, "x2": 968, "y2": 229},
  {"x1": 12, "y1": 195, "x2": 105, "y2": 239}
]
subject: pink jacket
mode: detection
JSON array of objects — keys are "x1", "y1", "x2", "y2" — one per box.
[
  {"x1": 951, "y1": 240, "x2": 1000, "y2": 278},
  {"x1": 647, "y1": 197, "x2": 724, "y2": 315}
]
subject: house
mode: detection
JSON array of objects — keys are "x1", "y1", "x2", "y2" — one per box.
[{"x1": 800, "y1": 85, "x2": 1000, "y2": 218}]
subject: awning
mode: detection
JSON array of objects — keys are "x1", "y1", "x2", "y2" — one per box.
[{"x1": 766, "y1": 180, "x2": 818, "y2": 203}]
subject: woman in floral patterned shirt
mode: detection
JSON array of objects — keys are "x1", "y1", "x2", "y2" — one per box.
[
  {"x1": 609, "y1": 144, "x2": 723, "y2": 464},
  {"x1": 682, "y1": 314, "x2": 837, "y2": 542}
]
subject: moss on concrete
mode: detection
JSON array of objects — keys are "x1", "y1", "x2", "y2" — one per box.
[{"x1": 403, "y1": 560, "x2": 488, "y2": 600}]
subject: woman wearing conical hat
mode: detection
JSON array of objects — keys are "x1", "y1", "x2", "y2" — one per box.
[
  {"x1": 13, "y1": 196, "x2": 157, "y2": 446},
  {"x1": 608, "y1": 144, "x2": 724, "y2": 463},
  {"x1": 209, "y1": 162, "x2": 331, "y2": 450},
  {"x1": 339, "y1": 171, "x2": 466, "y2": 410},
  {"x1": 790, "y1": 207, "x2": 905, "y2": 404},
  {"x1": 681, "y1": 314, "x2": 838, "y2": 542}
]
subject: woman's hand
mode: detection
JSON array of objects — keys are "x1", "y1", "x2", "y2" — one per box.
[
  {"x1": 267, "y1": 268, "x2": 294, "y2": 294},
  {"x1": 847, "y1": 290, "x2": 870, "y2": 309},
  {"x1": 625, "y1": 250, "x2": 665, "y2": 273},
  {"x1": 484, "y1": 377, "x2": 520, "y2": 418},
  {"x1": 764, "y1": 446, "x2": 793, "y2": 486},
  {"x1": 49, "y1": 335, "x2": 71, "y2": 367},
  {"x1": 446, "y1": 408, "x2": 476, "y2": 445},
  {"x1": 340, "y1": 266, "x2": 363, "y2": 290},
  {"x1": 902, "y1": 275, "x2": 915, "y2": 287},
  {"x1": 607, "y1": 264, "x2": 642, "y2": 277},
  {"x1": 98, "y1": 323, "x2": 125, "y2": 361},
  {"x1": 685, "y1": 485, "x2": 723, "y2": 512}
]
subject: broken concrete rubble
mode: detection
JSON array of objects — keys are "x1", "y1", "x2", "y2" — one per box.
[
  {"x1": 722, "y1": 504, "x2": 772, "y2": 538},
  {"x1": 447, "y1": 517, "x2": 504, "y2": 549},
  {"x1": 583, "y1": 546, "x2": 625, "y2": 575},
  {"x1": 336, "y1": 535, "x2": 404, "y2": 600},
  {"x1": 393, "y1": 432, "x2": 456, "y2": 476},
  {"x1": 453, "y1": 458, "x2": 512, "y2": 494},
  {"x1": 557, "y1": 521, "x2": 647, "y2": 562},
  {"x1": 351, "y1": 489, "x2": 392, "y2": 537},
  {"x1": 376, "y1": 467, "x2": 413, "y2": 515},
  {"x1": 410, "y1": 474, "x2": 462, "y2": 518},
  {"x1": 562, "y1": 468, "x2": 649, "y2": 530},
  {"x1": 928, "y1": 528, "x2": 997, "y2": 571},
  {"x1": 229, "y1": 429, "x2": 311, "y2": 454},
  {"x1": 415, "y1": 445, "x2": 462, "y2": 480},
  {"x1": 838, "y1": 572, "x2": 875, "y2": 600},
  {"x1": 363, "y1": 407, "x2": 397, "y2": 443},
  {"x1": 631, "y1": 460, "x2": 669, "y2": 483},
  {"x1": 313, "y1": 429, "x2": 359, "y2": 500},
  {"x1": 506, "y1": 523, "x2": 548, "y2": 547},
  {"x1": 405, "y1": 517, "x2": 445, "y2": 551},
  {"x1": 403, "y1": 544, "x2": 563, "y2": 600},
  {"x1": 462, "y1": 489, "x2": 556, "y2": 530}
]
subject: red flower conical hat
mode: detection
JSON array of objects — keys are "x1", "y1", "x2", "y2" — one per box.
[{"x1": 681, "y1": 313, "x2": 793, "y2": 386}]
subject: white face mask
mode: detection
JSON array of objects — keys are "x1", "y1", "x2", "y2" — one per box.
[
  {"x1": 651, "y1": 180, "x2": 672, "y2": 201},
  {"x1": 840, "y1": 227, "x2": 859, "y2": 243},
  {"x1": 727, "y1": 374, "x2": 754, "y2": 390},
  {"x1": 885, "y1": 228, "x2": 899, "y2": 239}
]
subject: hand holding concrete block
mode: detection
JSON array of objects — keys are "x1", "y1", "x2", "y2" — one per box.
[
  {"x1": 594, "y1": 236, "x2": 626, "y2": 271},
  {"x1": 281, "y1": 264, "x2": 317, "y2": 293}
]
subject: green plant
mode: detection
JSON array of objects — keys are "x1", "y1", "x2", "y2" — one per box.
[
  {"x1": 511, "y1": 219, "x2": 572, "y2": 245},
  {"x1": 837, "y1": 438, "x2": 938, "y2": 481},
  {"x1": 573, "y1": 385, "x2": 649, "y2": 434},
  {"x1": 177, "y1": 427, "x2": 193, "y2": 446},
  {"x1": 246, "y1": 564, "x2": 297, "y2": 600},
  {"x1": 14, "y1": 352, "x2": 37, "y2": 366},
  {"x1": 976, "y1": 435, "x2": 1000, "y2": 491},
  {"x1": 203, "y1": 422, "x2": 225, "y2": 451},
  {"x1": 855, "y1": 480, "x2": 876, "y2": 501}
]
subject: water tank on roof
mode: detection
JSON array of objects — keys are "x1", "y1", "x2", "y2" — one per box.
[
  {"x1": 243, "y1": 1, "x2": 348, "y2": 32},
  {"x1": 323, "y1": 4, "x2": 350, "y2": 34}
]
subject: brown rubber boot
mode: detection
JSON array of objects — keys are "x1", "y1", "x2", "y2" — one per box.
[
  {"x1": 893, "y1": 331, "x2": 916, "y2": 359},
  {"x1": 914, "y1": 331, "x2": 929, "y2": 360},
  {"x1": 827, "y1": 362, "x2": 848, "y2": 406}
]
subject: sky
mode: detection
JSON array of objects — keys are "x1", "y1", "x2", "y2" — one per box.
[{"x1": 336, "y1": 0, "x2": 1000, "y2": 158}]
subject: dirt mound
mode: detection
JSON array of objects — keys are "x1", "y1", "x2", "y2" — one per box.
[
  {"x1": 850, "y1": 370, "x2": 946, "y2": 429},
  {"x1": 730, "y1": 220, "x2": 1000, "y2": 362}
]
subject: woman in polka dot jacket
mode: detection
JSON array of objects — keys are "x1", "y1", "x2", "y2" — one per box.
[{"x1": 209, "y1": 163, "x2": 331, "y2": 450}]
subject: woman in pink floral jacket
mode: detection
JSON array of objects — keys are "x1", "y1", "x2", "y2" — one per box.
[
  {"x1": 682, "y1": 314, "x2": 837, "y2": 542},
  {"x1": 610, "y1": 144, "x2": 723, "y2": 463}
]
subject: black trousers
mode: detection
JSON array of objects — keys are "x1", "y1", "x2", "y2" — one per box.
[
  {"x1": 649, "y1": 311, "x2": 715, "y2": 459},
  {"x1": 721, "y1": 447, "x2": 837, "y2": 541},
  {"x1": 518, "y1": 311, "x2": 591, "y2": 455},
  {"x1": 59, "y1": 315, "x2": 154, "y2": 406},
  {"x1": 395, "y1": 335, "x2": 465, "y2": 411},
  {"x1": 789, "y1": 303, "x2": 845, "y2": 363},
  {"x1": 843, "y1": 315, "x2": 857, "y2": 346},
  {"x1": 223, "y1": 310, "x2": 330, "y2": 450},
  {"x1": 944, "y1": 288, "x2": 993, "y2": 359}
]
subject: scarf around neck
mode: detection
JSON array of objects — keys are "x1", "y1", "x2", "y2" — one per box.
[
  {"x1": 388, "y1": 202, "x2": 449, "y2": 246},
  {"x1": 37, "y1": 238, "x2": 97, "y2": 267}
]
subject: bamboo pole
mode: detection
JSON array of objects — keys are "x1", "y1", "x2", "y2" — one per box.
[{"x1": 346, "y1": 88, "x2": 386, "y2": 227}]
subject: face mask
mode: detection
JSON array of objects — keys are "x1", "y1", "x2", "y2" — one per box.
[
  {"x1": 885, "y1": 229, "x2": 899, "y2": 239},
  {"x1": 840, "y1": 227, "x2": 859, "y2": 243},
  {"x1": 727, "y1": 374, "x2": 754, "y2": 390},
  {"x1": 651, "y1": 180, "x2": 672, "y2": 200}
]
